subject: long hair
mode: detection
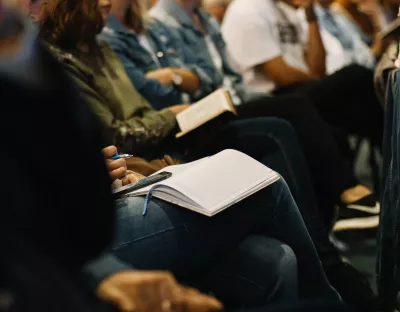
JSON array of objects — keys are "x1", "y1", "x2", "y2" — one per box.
[
  {"x1": 38, "y1": 0, "x2": 104, "y2": 50},
  {"x1": 124, "y1": 0, "x2": 147, "y2": 34}
]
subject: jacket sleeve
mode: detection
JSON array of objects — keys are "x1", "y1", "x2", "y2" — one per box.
[
  {"x1": 101, "y1": 33, "x2": 184, "y2": 110},
  {"x1": 63, "y1": 62, "x2": 177, "y2": 154},
  {"x1": 159, "y1": 23, "x2": 219, "y2": 101},
  {"x1": 82, "y1": 253, "x2": 133, "y2": 291}
]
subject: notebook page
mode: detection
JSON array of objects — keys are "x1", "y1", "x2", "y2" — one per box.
[
  {"x1": 176, "y1": 89, "x2": 231, "y2": 132},
  {"x1": 158, "y1": 150, "x2": 276, "y2": 212}
]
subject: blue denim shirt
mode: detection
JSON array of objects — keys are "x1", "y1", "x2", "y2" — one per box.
[
  {"x1": 99, "y1": 16, "x2": 215, "y2": 109},
  {"x1": 149, "y1": 0, "x2": 249, "y2": 102}
]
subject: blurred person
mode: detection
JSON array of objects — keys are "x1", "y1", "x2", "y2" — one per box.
[
  {"x1": 299, "y1": 0, "x2": 383, "y2": 71},
  {"x1": 202, "y1": 0, "x2": 231, "y2": 23},
  {"x1": 333, "y1": 0, "x2": 395, "y2": 43},
  {"x1": 219, "y1": 0, "x2": 384, "y2": 145},
  {"x1": 0, "y1": 3, "x2": 223, "y2": 312}
]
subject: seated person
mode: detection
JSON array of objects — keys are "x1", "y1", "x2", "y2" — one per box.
[
  {"x1": 216, "y1": 0, "x2": 384, "y2": 147},
  {"x1": 299, "y1": 0, "x2": 381, "y2": 71},
  {"x1": 0, "y1": 5, "x2": 222, "y2": 310},
  {"x1": 102, "y1": 144, "x2": 341, "y2": 308},
  {"x1": 35, "y1": 0, "x2": 377, "y2": 309},
  {"x1": 0, "y1": 4, "x2": 342, "y2": 309},
  {"x1": 100, "y1": 0, "x2": 380, "y2": 234},
  {"x1": 333, "y1": 0, "x2": 395, "y2": 43}
]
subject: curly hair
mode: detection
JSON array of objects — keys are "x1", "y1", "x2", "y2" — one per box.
[{"x1": 38, "y1": 0, "x2": 104, "y2": 50}]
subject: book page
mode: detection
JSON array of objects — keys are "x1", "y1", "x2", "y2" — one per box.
[
  {"x1": 158, "y1": 150, "x2": 278, "y2": 212},
  {"x1": 176, "y1": 89, "x2": 234, "y2": 134}
]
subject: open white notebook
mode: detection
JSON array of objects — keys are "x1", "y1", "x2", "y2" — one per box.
[{"x1": 127, "y1": 150, "x2": 280, "y2": 217}]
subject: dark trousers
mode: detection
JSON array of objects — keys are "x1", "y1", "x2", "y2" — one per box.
[
  {"x1": 274, "y1": 64, "x2": 384, "y2": 147},
  {"x1": 236, "y1": 95, "x2": 356, "y2": 225},
  {"x1": 113, "y1": 179, "x2": 339, "y2": 308},
  {"x1": 156, "y1": 117, "x2": 341, "y2": 268}
]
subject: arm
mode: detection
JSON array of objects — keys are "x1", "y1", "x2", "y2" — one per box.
[
  {"x1": 261, "y1": 56, "x2": 316, "y2": 87},
  {"x1": 101, "y1": 35, "x2": 184, "y2": 109},
  {"x1": 64, "y1": 63, "x2": 177, "y2": 153},
  {"x1": 145, "y1": 67, "x2": 200, "y2": 93},
  {"x1": 304, "y1": 4, "x2": 326, "y2": 77}
]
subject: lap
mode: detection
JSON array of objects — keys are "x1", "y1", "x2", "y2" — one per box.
[{"x1": 112, "y1": 178, "x2": 290, "y2": 279}]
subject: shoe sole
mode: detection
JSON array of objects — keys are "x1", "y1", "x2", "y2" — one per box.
[
  {"x1": 333, "y1": 215, "x2": 380, "y2": 232},
  {"x1": 346, "y1": 202, "x2": 380, "y2": 214}
]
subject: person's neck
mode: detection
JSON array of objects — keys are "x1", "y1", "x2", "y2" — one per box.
[
  {"x1": 77, "y1": 42, "x2": 90, "y2": 53},
  {"x1": 111, "y1": 10, "x2": 125, "y2": 24},
  {"x1": 175, "y1": 0, "x2": 197, "y2": 19}
]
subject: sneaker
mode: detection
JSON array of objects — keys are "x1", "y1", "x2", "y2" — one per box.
[
  {"x1": 324, "y1": 262, "x2": 381, "y2": 312},
  {"x1": 334, "y1": 194, "x2": 380, "y2": 232}
]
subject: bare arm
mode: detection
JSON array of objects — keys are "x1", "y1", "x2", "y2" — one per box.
[
  {"x1": 304, "y1": 4, "x2": 326, "y2": 77},
  {"x1": 261, "y1": 55, "x2": 317, "y2": 87}
]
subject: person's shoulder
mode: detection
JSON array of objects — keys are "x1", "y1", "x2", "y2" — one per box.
[
  {"x1": 225, "y1": 0, "x2": 272, "y2": 21},
  {"x1": 45, "y1": 43, "x2": 75, "y2": 65}
]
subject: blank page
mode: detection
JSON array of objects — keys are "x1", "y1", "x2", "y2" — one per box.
[{"x1": 159, "y1": 150, "x2": 276, "y2": 212}]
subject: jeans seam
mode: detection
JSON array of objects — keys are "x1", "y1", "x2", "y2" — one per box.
[
  {"x1": 112, "y1": 224, "x2": 187, "y2": 250},
  {"x1": 214, "y1": 272, "x2": 268, "y2": 291}
]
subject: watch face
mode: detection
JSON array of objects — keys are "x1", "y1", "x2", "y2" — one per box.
[{"x1": 173, "y1": 73, "x2": 183, "y2": 86}]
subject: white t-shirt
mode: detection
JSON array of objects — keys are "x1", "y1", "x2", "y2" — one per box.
[{"x1": 222, "y1": 0, "x2": 309, "y2": 93}]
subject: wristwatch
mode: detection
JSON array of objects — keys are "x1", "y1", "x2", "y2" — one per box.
[{"x1": 172, "y1": 73, "x2": 183, "y2": 86}]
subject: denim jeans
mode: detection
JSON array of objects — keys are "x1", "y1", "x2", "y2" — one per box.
[
  {"x1": 151, "y1": 117, "x2": 341, "y2": 269},
  {"x1": 206, "y1": 118, "x2": 341, "y2": 268},
  {"x1": 112, "y1": 178, "x2": 340, "y2": 308}
]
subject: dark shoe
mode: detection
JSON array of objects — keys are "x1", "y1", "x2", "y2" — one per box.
[
  {"x1": 334, "y1": 194, "x2": 380, "y2": 232},
  {"x1": 324, "y1": 262, "x2": 381, "y2": 312}
]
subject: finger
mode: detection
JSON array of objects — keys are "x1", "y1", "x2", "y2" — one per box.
[
  {"x1": 98, "y1": 287, "x2": 137, "y2": 312},
  {"x1": 107, "y1": 158, "x2": 127, "y2": 171},
  {"x1": 110, "y1": 166, "x2": 127, "y2": 181},
  {"x1": 122, "y1": 174, "x2": 140, "y2": 186},
  {"x1": 179, "y1": 288, "x2": 223, "y2": 312},
  {"x1": 102, "y1": 146, "x2": 118, "y2": 159}
]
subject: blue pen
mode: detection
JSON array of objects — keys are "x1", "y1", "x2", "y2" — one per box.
[{"x1": 109, "y1": 154, "x2": 134, "y2": 160}]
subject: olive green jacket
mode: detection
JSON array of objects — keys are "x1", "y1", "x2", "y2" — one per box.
[{"x1": 47, "y1": 41, "x2": 177, "y2": 154}]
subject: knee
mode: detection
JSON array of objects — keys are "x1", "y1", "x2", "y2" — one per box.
[
  {"x1": 235, "y1": 236, "x2": 298, "y2": 305},
  {"x1": 254, "y1": 117, "x2": 297, "y2": 141}
]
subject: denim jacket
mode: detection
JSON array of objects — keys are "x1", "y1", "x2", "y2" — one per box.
[
  {"x1": 99, "y1": 16, "x2": 215, "y2": 109},
  {"x1": 149, "y1": 0, "x2": 248, "y2": 102}
]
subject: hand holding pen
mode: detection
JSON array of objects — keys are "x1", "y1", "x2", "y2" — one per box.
[{"x1": 101, "y1": 146, "x2": 135, "y2": 184}]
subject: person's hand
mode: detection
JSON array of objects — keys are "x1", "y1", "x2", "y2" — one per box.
[
  {"x1": 168, "y1": 104, "x2": 190, "y2": 115},
  {"x1": 102, "y1": 146, "x2": 127, "y2": 182},
  {"x1": 146, "y1": 68, "x2": 175, "y2": 85},
  {"x1": 121, "y1": 172, "x2": 146, "y2": 186},
  {"x1": 97, "y1": 271, "x2": 224, "y2": 312}
]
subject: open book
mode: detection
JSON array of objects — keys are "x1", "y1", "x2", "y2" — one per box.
[
  {"x1": 176, "y1": 88, "x2": 237, "y2": 138},
  {"x1": 127, "y1": 150, "x2": 280, "y2": 217}
]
